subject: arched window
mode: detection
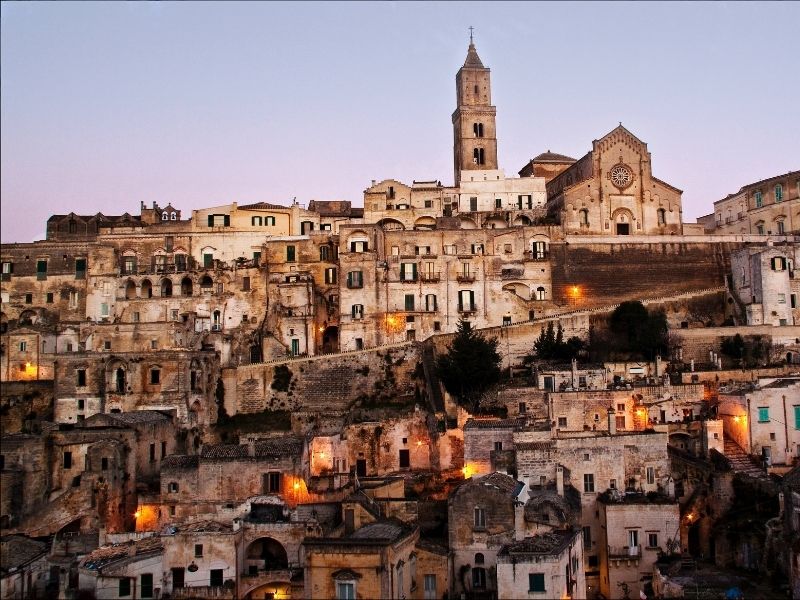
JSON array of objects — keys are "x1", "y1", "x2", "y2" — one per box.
[
  {"x1": 141, "y1": 279, "x2": 153, "y2": 298},
  {"x1": 170, "y1": 212, "x2": 177, "y2": 221},
  {"x1": 161, "y1": 212, "x2": 168, "y2": 221},
  {"x1": 115, "y1": 367, "x2": 126, "y2": 393},
  {"x1": 531, "y1": 241, "x2": 547, "y2": 259},
  {"x1": 168, "y1": 482, "x2": 179, "y2": 493},
  {"x1": 579, "y1": 209, "x2": 589, "y2": 226},
  {"x1": 125, "y1": 280, "x2": 136, "y2": 300},
  {"x1": 181, "y1": 277, "x2": 193, "y2": 296},
  {"x1": 474, "y1": 553, "x2": 484, "y2": 564},
  {"x1": 534, "y1": 286, "x2": 546, "y2": 301},
  {"x1": 200, "y1": 275, "x2": 213, "y2": 294},
  {"x1": 657, "y1": 208, "x2": 666, "y2": 225},
  {"x1": 161, "y1": 278, "x2": 173, "y2": 297}
]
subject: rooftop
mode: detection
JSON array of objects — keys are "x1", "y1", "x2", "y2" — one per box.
[
  {"x1": 80, "y1": 536, "x2": 163, "y2": 571},
  {"x1": 498, "y1": 530, "x2": 578, "y2": 557},
  {"x1": 161, "y1": 455, "x2": 200, "y2": 469},
  {"x1": 532, "y1": 151, "x2": 577, "y2": 164},
  {"x1": 0, "y1": 535, "x2": 48, "y2": 574}
]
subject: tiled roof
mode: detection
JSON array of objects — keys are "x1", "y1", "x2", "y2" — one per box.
[
  {"x1": 463, "y1": 43, "x2": 485, "y2": 68},
  {"x1": 516, "y1": 441, "x2": 556, "y2": 451},
  {"x1": 308, "y1": 200, "x2": 354, "y2": 216},
  {"x1": 498, "y1": 530, "x2": 576, "y2": 557},
  {"x1": 532, "y1": 151, "x2": 577, "y2": 163},
  {"x1": 238, "y1": 201, "x2": 291, "y2": 210},
  {"x1": 200, "y1": 437, "x2": 303, "y2": 460},
  {"x1": 0, "y1": 536, "x2": 48, "y2": 574},
  {"x1": 105, "y1": 410, "x2": 172, "y2": 425},
  {"x1": 161, "y1": 455, "x2": 200, "y2": 469},
  {"x1": 349, "y1": 519, "x2": 410, "y2": 542},
  {"x1": 176, "y1": 520, "x2": 232, "y2": 534},
  {"x1": 478, "y1": 472, "x2": 522, "y2": 496},
  {"x1": 80, "y1": 536, "x2": 163, "y2": 571},
  {"x1": 464, "y1": 417, "x2": 523, "y2": 430}
]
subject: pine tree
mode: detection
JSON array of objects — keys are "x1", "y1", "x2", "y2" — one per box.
[{"x1": 436, "y1": 319, "x2": 501, "y2": 413}]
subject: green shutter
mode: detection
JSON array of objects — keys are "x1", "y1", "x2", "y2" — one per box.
[
  {"x1": 794, "y1": 406, "x2": 800, "y2": 430},
  {"x1": 411, "y1": 263, "x2": 417, "y2": 280}
]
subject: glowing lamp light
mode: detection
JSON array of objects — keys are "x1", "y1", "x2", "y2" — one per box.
[
  {"x1": 134, "y1": 510, "x2": 141, "y2": 519},
  {"x1": 293, "y1": 481, "x2": 300, "y2": 491},
  {"x1": 25, "y1": 362, "x2": 32, "y2": 369},
  {"x1": 416, "y1": 440, "x2": 423, "y2": 447},
  {"x1": 318, "y1": 326, "x2": 325, "y2": 333}
]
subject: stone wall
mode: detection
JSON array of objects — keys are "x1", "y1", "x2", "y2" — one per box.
[
  {"x1": 0, "y1": 380, "x2": 54, "y2": 433},
  {"x1": 224, "y1": 344, "x2": 421, "y2": 415}
]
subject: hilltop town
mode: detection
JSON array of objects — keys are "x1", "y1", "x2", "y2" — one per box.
[{"x1": 1, "y1": 41, "x2": 799, "y2": 600}]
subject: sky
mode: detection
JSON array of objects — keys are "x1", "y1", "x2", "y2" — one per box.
[{"x1": 2, "y1": 1, "x2": 799, "y2": 243}]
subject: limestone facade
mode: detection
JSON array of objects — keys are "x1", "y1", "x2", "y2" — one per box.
[{"x1": 731, "y1": 244, "x2": 799, "y2": 326}]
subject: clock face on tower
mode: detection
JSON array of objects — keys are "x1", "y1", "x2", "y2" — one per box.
[{"x1": 609, "y1": 164, "x2": 633, "y2": 190}]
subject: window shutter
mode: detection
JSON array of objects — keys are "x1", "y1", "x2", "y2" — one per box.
[
  {"x1": 207, "y1": 215, "x2": 214, "y2": 227},
  {"x1": 223, "y1": 215, "x2": 230, "y2": 226},
  {"x1": 412, "y1": 263, "x2": 417, "y2": 280}
]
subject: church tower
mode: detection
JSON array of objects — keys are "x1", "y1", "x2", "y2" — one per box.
[{"x1": 452, "y1": 36, "x2": 498, "y2": 185}]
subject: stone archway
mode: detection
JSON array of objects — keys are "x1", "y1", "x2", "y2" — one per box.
[{"x1": 612, "y1": 208, "x2": 634, "y2": 235}]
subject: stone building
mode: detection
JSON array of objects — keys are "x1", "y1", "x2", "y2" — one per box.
[
  {"x1": 718, "y1": 377, "x2": 800, "y2": 470},
  {"x1": 448, "y1": 472, "x2": 526, "y2": 598},
  {"x1": 302, "y1": 519, "x2": 419, "y2": 600},
  {"x1": 698, "y1": 169, "x2": 800, "y2": 235},
  {"x1": 0, "y1": 534, "x2": 50, "y2": 600},
  {"x1": 544, "y1": 125, "x2": 684, "y2": 236},
  {"x1": 496, "y1": 529, "x2": 585, "y2": 600},
  {"x1": 731, "y1": 244, "x2": 799, "y2": 326},
  {"x1": 597, "y1": 491, "x2": 680, "y2": 600}
]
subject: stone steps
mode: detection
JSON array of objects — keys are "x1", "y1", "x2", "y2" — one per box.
[{"x1": 723, "y1": 436, "x2": 769, "y2": 480}]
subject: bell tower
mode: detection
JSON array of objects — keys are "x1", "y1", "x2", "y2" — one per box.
[{"x1": 452, "y1": 32, "x2": 498, "y2": 185}]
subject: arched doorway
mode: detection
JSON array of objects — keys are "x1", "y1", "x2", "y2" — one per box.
[
  {"x1": 181, "y1": 277, "x2": 193, "y2": 296},
  {"x1": 141, "y1": 279, "x2": 153, "y2": 298},
  {"x1": 125, "y1": 280, "x2": 136, "y2": 299},
  {"x1": 161, "y1": 278, "x2": 173, "y2": 297},
  {"x1": 612, "y1": 208, "x2": 634, "y2": 235},
  {"x1": 245, "y1": 538, "x2": 288, "y2": 573},
  {"x1": 322, "y1": 326, "x2": 339, "y2": 354}
]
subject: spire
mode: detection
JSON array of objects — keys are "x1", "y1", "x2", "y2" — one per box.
[{"x1": 463, "y1": 27, "x2": 484, "y2": 68}]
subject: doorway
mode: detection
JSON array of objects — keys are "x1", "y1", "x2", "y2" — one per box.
[{"x1": 616, "y1": 223, "x2": 630, "y2": 235}]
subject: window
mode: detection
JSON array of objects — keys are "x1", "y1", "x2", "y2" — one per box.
[
  {"x1": 100, "y1": 303, "x2": 109, "y2": 317},
  {"x1": 778, "y1": 220, "x2": 786, "y2": 234},
  {"x1": 646, "y1": 466, "x2": 655, "y2": 485},
  {"x1": 320, "y1": 245, "x2": 331, "y2": 261},
  {"x1": 778, "y1": 293, "x2": 786, "y2": 304},
  {"x1": 557, "y1": 417, "x2": 567, "y2": 428},
  {"x1": 473, "y1": 122, "x2": 484, "y2": 137},
  {"x1": 251, "y1": 216, "x2": 262, "y2": 226},
  {"x1": 657, "y1": 208, "x2": 666, "y2": 225},
  {"x1": 104, "y1": 341, "x2": 111, "y2": 350},
  {"x1": 1, "y1": 261, "x2": 13, "y2": 280},
  {"x1": 168, "y1": 481, "x2": 179, "y2": 493},
  {"x1": 150, "y1": 368, "x2": 161, "y2": 385},
  {"x1": 286, "y1": 245, "x2": 296, "y2": 262},
  {"x1": 19, "y1": 341, "x2": 27, "y2": 352},
  {"x1": 470, "y1": 196, "x2": 478, "y2": 212},
  {"x1": 324, "y1": 268, "x2": 337, "y2": 284},
  {"x1": 458, "y1": 289, "x2": 475, "y2": 312},
  {"x1": 207, "y1": 214, "x2": 230, "y2": 227},
  {"x1": 757, "y1": 224, "x2": 765, "y2": 235},
  {"x1": 336, "y1": 582, "x2": 355, "y2": 600},
  {"x1": 471, "y1": 243, "x2": 484, "y2": 255},
  {"x1": 433, "y1": 321, "x2": 441, "y2": 331},
  {"x1": 616, "y1": 415, "x2": 626, "y2": 430},
  {"x1": 161, "y1": 441, "x2": 167, "y2": 458},
  {"x1": 532, "y1": 241, "x2": 547, "y2": 259},
  {"x1": 399, "y1": 449, "x2": 410, "y2": 468},
  {"x1": 149, "y1": 443, "x2": 156, "y2": 462},
  {"x1": 425, "y1": 294, "x2": 437, "y2": 312},
  {"x1": 755, "y1": 190, "x2": 763, "y2": 207},
  {"x1": 265, "y1": 216, "x2": 276, "y2": 226},
  {"x1": 776, "y1": 184, "x2": 783, "y2": 202},
  {"x1": 444, "y1": 244, "x2": 457, "y2": 255},
  {"x1": 472, "y1": 567, "x2": 486, "y2": 589},
  {"x1": 648, "y1": 533, "x2": 659, "y2": 548},
  {"x1": 495, "y1": 198, "x2": 502, "y2": 209},
  {"x1": 210, "y1": 569, "x2": 223, "y2": 587},
  {"x1": 401, "y1": 262, "x2": 418, "y2": 282},
  {"x1": 347, "y1": 271, "x2": 363, "y2": 289},
  {"x1": 579, "y1": 209, "x2": 589, "y2": 225},
  {"x1": 138, "y1": 573, "x2": 154, "y2": 598},
  {"x1": 629, "y1": 529, "x2": 639, "y2": 549},
  {"x1": 350, "y1": 240, "x2": 369, "y2": 253},
  {"x1": 63, "y1": 451, "x2": 72, "y2": 469},
  {"x1": 351, "y1": 304, "x2": 364, "y2": 320},
  {"x1": 195, "y1": 543, "x2": 203, "y2": 557},
  {"x1": 405, "y1": 294, "x2": 415, "y2": 311},
  {"x1": 772, "y1": 257, "x2": 787, "y2": 271},
  {"x1": 583, "y1": 473, "x2": 595, "y2": 493},
  {"x1": 474, "y1": 507, "x2": 486, "y2": 528},
  {"x1": 583, "y1": 526, "x2": 592, "y2": 546},
  {"x1": 415, "y1": 246, "x2": 432, "y2": 256},
  {"x1": 424, "y1": 574, "x2": 437, "y2": 600},
  {"x1": 77, "y1": 369, "x2": 86, "y2": 387},
  {"x1": 45, "y1": 292, "x2": 54, "y2": 303},
  {"x1": 519, "y1": 402, "x2": 526, "y2": 414},
  {"x1": 75, "y1": 258, "x2": 87, "y2": 279},
  {"x1": 264, "y1": 471, "x2": 281, "y2": 493},
  {"x1": 355, "y1": 338, "x2": 363, "y2": 350},
  {"x1": 36, "y1": 259, "x2": 47, "y2": 279},
  {"x1": 534, "y1": 286, "x2": 546, "y2": 301},
  {"x1": 529, "y1": 573, "x2": 546, "y2": 593},
  {"x1": 78, "y1": 399, "x2": 85, "y2": 410},
  {"x1": 424, "y1": 199, "x2": 433, "y2": 208},
  {"x1": 758, "y1": 407, "x2": 769, "y2": 423},
  {"x1": 610, "y1": 478, "x2": 617, "y2": 489},
  {"x1": 119, "y1": 578, "x2": 131, "y2": 597},
  {"x1": 242, "y1": 276, "x2": 251, "y2": 291},
  {"x1": 25, "y1": 293, "x2": 32, "y2": 304},
  {"x1": 578, "y1": 375, "x2": 587, "y2": 387}
]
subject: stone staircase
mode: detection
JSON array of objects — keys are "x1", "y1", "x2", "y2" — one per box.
[{"x1": 723, "y1": 436, "x2": 770, "y2": 481}]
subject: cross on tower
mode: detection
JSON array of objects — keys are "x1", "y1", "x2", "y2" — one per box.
[{"x1": 469, "y1": 26, "x2": 474, "y2": 44}]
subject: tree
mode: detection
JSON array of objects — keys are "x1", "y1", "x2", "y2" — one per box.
[
  {"x1": 609, "y1": 301, "x2": 668, "y2": 359},
  {"x1": 436, "y1": 319, "x2": 501, "y2": 413},
  {"x1": 528, "y1": 321, "x2": 585, "y2": 362}
]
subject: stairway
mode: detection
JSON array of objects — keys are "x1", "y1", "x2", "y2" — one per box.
[
  {"x1": 723, "y1": 436, "x2": 770, "y2": 481},
  {"x1": 421, "y1": 342, "x2": 445, "y2": 413}
]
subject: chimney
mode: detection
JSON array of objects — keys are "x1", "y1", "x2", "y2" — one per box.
[
  {"x1": 608, "y1": 407, "x2": 617, "y2": 435},
  {"x1": 556, "y1": 465, "x2": 564, "y2": 496},
  {"x1": 371, "y1": 179, "x2": 376, "y2": 186}
]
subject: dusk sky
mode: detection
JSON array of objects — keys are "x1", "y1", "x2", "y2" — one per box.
[{"x1": 2, "y1": 1, "x2": 798, "y2": 243}]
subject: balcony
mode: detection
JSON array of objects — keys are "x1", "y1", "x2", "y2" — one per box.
[
  {"x1": 171, "y1": 585, "x2": 235, "y2": 599},
  {"x1": 399, "y1": 276, "x2": 418, "y2": 284},
  {"x1": 524, "y1": 251, "x2": 549, "y2": 262},
  {"x1": 608, "y1": 544, "x2": 641, "y2": 559},
  {"x1": 457, "y1": 304, "x2": 477, "y2": 314},
  {"x1": 456, "y1": 274, "x2": 476, "y2": 283},
  {"x1": 419, "y1": 272, "x2": 440, "y2": 283}
]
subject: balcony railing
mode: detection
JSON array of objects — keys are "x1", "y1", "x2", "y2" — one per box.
[
  {"x1": 524, "y1": 251, "x2": 549, "y2": 261},
  {"x1": 608, "y1": 544, "x2": 641, "y2": 559},
  {"x1": 456, "y1": 274, "x2": 476, "y2": 283},
  {"x1": 457, "y1": 304, "x2": 477, "y2": 314},
  {"x1": 419, "y1": 272, "x2": 440, "y2": 283}
]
